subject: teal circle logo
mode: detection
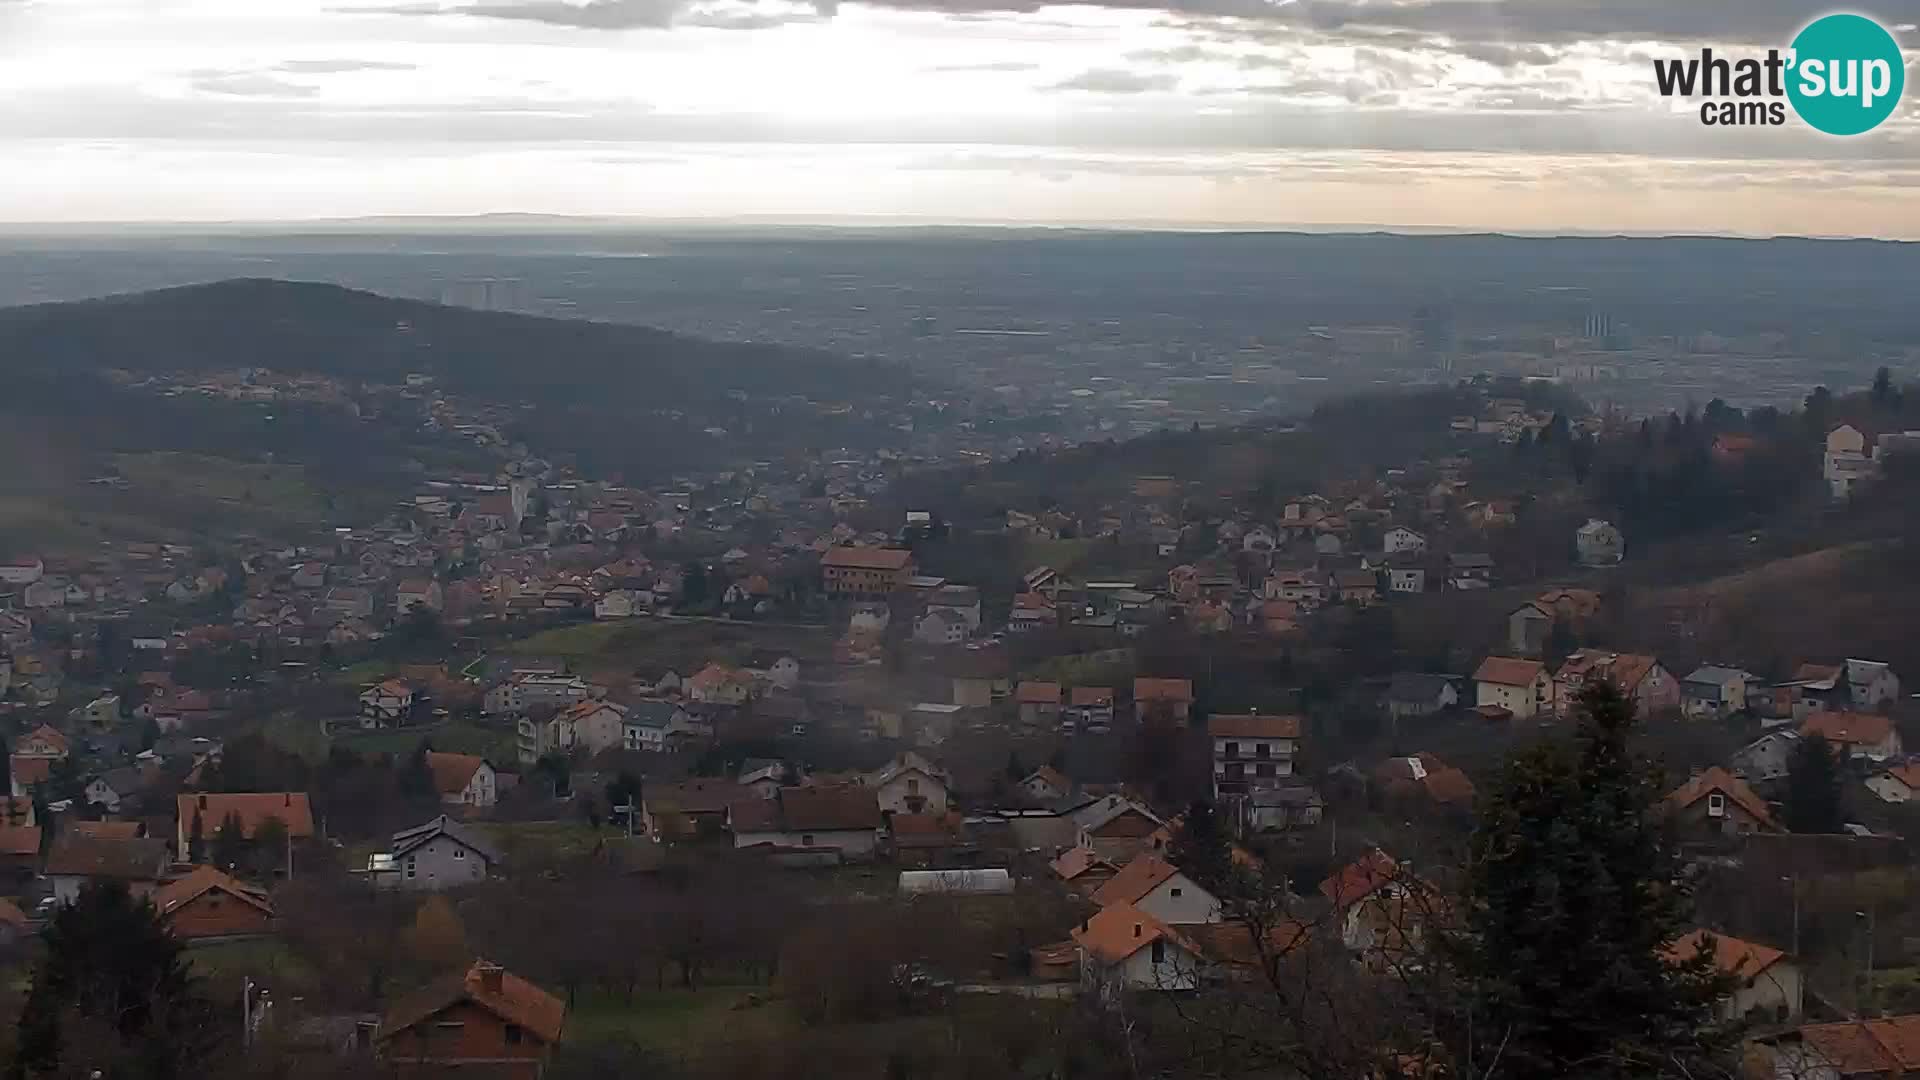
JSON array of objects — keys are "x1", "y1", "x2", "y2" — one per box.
[{"x1": 1787, "y1": 13, "x2": 1905, "y2": 135}]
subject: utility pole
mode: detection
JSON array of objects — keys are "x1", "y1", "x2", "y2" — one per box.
[{"x1": 1781, "y1": 875, "x2": 1799, "y2": 956}]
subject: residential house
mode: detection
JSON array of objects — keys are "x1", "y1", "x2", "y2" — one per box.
[
  {"x1": 1843, "y1": 658, "x2": 1902, "y2": 709},
  {"x1": 360, "y1": 679, "x2": 417, "y2": 727},
  {"x1": 45, "y1": 834, "x2": 171, "y2": 904},
  {"x1": 377, "y1": 960, "x2": 565, "y2": 1080},
  {"x1": 1472, "y1": 657, "x2": 1553, "y2": 720},
  {"x1": 1867, "y1": 763, "x2": 1920, "y2": 803},
  {"x1": 1072, "y1": 795, "x2": 1166, "y2": 863},
  {"x1": 743, "y1": 652, "x2": 801, "y2": 690},
  {"x1": 1333, "y1": 569, "x2": 1379, "y2": 606},
  {"x1": 1382, "y1": 527, "x2": 1427, "y2": 555},
  {"x1": 729, "y1": 786, "x2": 883, "y2": 861},
  {"x1": 1383, "y1": 673, "x2": 1459, "y2": 720},
  {"x1": 1682, "y1": 666, "x2": 1755, "y2": 720},
  {"x1": 1016, "y1": 682, "x2": 1063, "y2": 728},
  {"x1": 373, "y1": 815, "x2": 502, "y2": 891},
  {"x1": 396, "y1": 579, "x2": 444, "y2": 614},
  {"x1": 1134, "y1": 678, "x2": 1194, "y2": 728},
  {"x1": 1383, "y1": 565, "x2": 1426, "y2": 595},
  {"x1": 1823, "y1": 423, "x2": 1878, "y2": 498},
  {"x1": 1208, "y1": 713, "x2": 1301, "y2": 799},
  {"x1": 1091, "y1": 853, "x2": 1222, "y2": 925},
  {"x1": 1731, "y1": 730, "x2": 1800, "y2": 783},
  {"x1": 1372, "y1": 753, "x2": 1476, "y2": 813},
  {"x1": 83, "y1": 767, "x2": 147, "y2": 814},
  {"x1": 737, "y1": 760, "x2": 788, "y2": 800},
  {"x1": 151, "y1": 866, "x2": 275, "y2": 940},
  {"x1": 1066, "y1": 687, "x2": 1116, "y2": 733},
  {"x1": 914, "y1": 608, "x2": 966, "y2": 646},
  {"x1": 559, "y1": 700, "x2": 629, "y2": 756},
  {"x1": 320, "y1": 586, "x2": 375, "y2": 620},
  {"x1": 1049, "y1": 846, "x2": 1119, "y2": 896},
  {"x1": 0, "y1": 555, "x2": 44, "y2": 585},
  {"x1": 642, "y1": 780, "x2": 750, "y2": 842},
  {"x1": 1265, "y1": 569, "x2": 1328, "y2": 607},
  {"x1": 484, "y1": 674, "x2": 596, "y2": 717},
  {"x1": 1239, "y1": 785, "x2": 1325, "y2": 833},
  {"x1": 1575, "y1": 518, "x2": 1625, "y2": 566},
  {"x1": 1663, "y1": 768, "x2": 1781, "y2": 841},
  {"x1": 1801, "y1": 710, "x2": 1902, "y2": 762},
  {"x1": 621, "y1": 700, "x2": 679, "y2": 753},
  {"x1": 1020, "y1": 766, "x2": 1074, "y2": 802},
  {"x1": 1553, "y1": 650, "x2": 1679, "y2": 716},
  {"x1": 1665, "y1": 929, "x2": 1802, "y2": 1021},
  {"x1": 176, "y1": 792, "x2": 316, "y2": 856},
  {"x1": 1072, "y1": 901, "x2": 1205, "y2": 995},
  {"x1": 820, "y1": 546, "x2": 915, "y2": 596},
  {"x1": 630, "y1": 666, "x2": 682, "y2": 697},
  {"x1": 427, "y1": 752, "x2": 497, "y2": 809},
  {"x1": 869, "y1": 752, "x2": 951, "y2": 815},
  {"x1": 1507, "y1": 601, "x2": 1555, "y2": 656},
  {"x1": 1319, "y1": 850, "x2": 1432, "y2": 964},
  {"x1": 686, "y1": 663, "x2": 756, "y2": 706},
  {"x1": 1446, "y1": 553, "x2": 1494, "y2": 590}
]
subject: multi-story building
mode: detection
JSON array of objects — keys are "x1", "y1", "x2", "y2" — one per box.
[
  {"x1": 1207, "y1": 713, "x2": 1302, "y2": 799},
  {"x1": 820, "y1": 546, "x2": 915, "y2": 596}
]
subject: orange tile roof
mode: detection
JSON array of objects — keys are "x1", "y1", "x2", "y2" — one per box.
[
  {"x1": 1793, "y1": 1015, "x2": 1920, "y2": 1074},
  {"x1": 1664, "y1": 767, "x2": 1779, "y2": 830},
  {"x1": 8, "y1": 757, "x2": 52, "y2": 786},
  {"x1": 1049, "y1": 846, "x2": 1115, "y2": 881},
  {"x1": 1881, "y1": 763, "x2": 1920, "y2": 791},
  {"x1": 0, "y1": 899, "x2": 26, "y2": 927},
  {"x1": 1071, "y1": 900, "x2": 1201, "y2": 966},
  {"x1": 1015, "y1": 681, "x2": 1062, "y2": 705},
  {"x1": 1473, "y1": 656, "x2": 1546, "y2": 687},
  {"x1": 152, "y1": 866, "x2": 274, "y2": 919},
  {"x1": 1319, "y1": 848, "x2": 1400, "y2": 909},
  {"x1": 68, "y1": 821, "x2": 141, "y2": 840},
  {"x1": 1133, "y1": 678, "x2": 1193, "y2": 703},
  {"x1": 820, "y1": 546, "x2": 913, "y2": 571},
  {"x1": 1207, "y1": 713, "x2": 1303, "y2": 739},
  {"x1": 1070, "y1": 687, "x2": 1114, "y2": 706},
  {"x1": 1664, "y1": 928, "x2": 1785, "y2": 979},
  {"x1": 19, "y1": 725, "x2": 69, "y2": 755},
  {"x1": 1026, "y1": 765, "x2": 1072, "y2": 793},
  {"x1": 1091, "y1": 853, "x2": 1183, "y2": 908},
  {"x1": 381, "y1": 960, "x2": 567, "y2": 1047},
  {"x1": 425, "y1": 752, "x2": 486, "y2": 796},
  {"x1": 176, "y1": 793, "x2": 315, "y2": 840},
  {"x1": 1802, "y1": 710, "x2": 1895, "y2": 748}
]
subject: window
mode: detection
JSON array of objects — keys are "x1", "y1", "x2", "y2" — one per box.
[
  {"x1": 453, "y1": 847, "x2": 465, "y2": 860},
  {"x1": 801, "y1": 834, "x2": 814, "y2": 845},
  {"x1": 1255, "y1": 763, "x2": 1274, "y2": 778},
  {"x1": 405, "y1": 857, "x2": 417, "y2": 879},
  {"x1": 1150, "y1": 940, "x2": 1165, "y2": 964},
  {"x1": 504, "y1": 1025, "x2": 523, "y2": 1045},
  {"x1": 1255, "y1": 742, "x2": 1270, "y2": 758},
  {"x1": 1707, "y1": 793, "x2": 1726, "y2": 818},
  {"x1": 1224, "y1": 741, "x2": 1239, "y2": 757},
  {"x1": 1169, "y1": 887, "x2": 1182, "y2": 898},
  {"x1": 907, "y1": 778, "x2": 920, "y2": 794}
]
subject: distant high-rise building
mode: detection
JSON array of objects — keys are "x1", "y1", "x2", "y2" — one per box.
[
  {"x1": 439, "y1": 278, "x2": 527, "y2": 312},
  {"x1": 1412, "y1": 305, "x2": 1456, "y2": 371}
]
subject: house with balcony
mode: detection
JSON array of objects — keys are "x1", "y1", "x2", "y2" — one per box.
[{"x1": 1207, "y1": 713, "x2": 1302, "y2": 799}]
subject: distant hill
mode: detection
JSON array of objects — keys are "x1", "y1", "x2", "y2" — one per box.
[
  {"x1": 0, "y1": 280, "x2": 927, "y2": 483},
  {"x1": 0, "y1": 278, "x2": 914, "y2": 406}
]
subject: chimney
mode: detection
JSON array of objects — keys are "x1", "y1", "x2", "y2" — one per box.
[
  {"x1": 198, "y1": 795, "x2": 208, "y2": 810},
  {"x1": 284, "y1": 793, "x2": 291, "y2": 807},
  {"x1": 475, "y1": 963, "x2": 504, "y2": 994},
  {"x1": 1133, "y1": 923, "x2": 1142, "y2": 938}
]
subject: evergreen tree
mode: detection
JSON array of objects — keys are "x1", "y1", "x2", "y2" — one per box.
[
  {"x1": 11, "y1": 882, "x2": 220, "y2": 1080},
  {"x1": 399, "y1": 740, "x2": 436, "y2": 801},
  {"x1": 1784, "y1": 734, "x2": 1845, "y2": 834},
  {"x1": 210, "y1": 811, "x2": 249, "y2": 871},
  {"x1": 186, "y1": 811, "x2": 205, "y2": 864},
  {"x1": 1169, "y1": 801, "x2": 1242, "y2": 900},
  {"x1": 1442, "y1": 681, "x2": 1739, "y2": 1077},
  {"x1": 1871, "y1": 366, "x2": 1898, "y2": 409}
]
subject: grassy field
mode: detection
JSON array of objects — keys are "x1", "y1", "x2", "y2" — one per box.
[
  {"x1": 475, "y1": 820, "x2": 612, "y2": 861},
  {"x1": 188, "y1": 938, "x2": 307, "y2": 986},
  {"x1": 504, "y1": 621, "x2": 630, "y2": 657},
  {"x1": 564, "y1": 986, "x2": 785, "y2": 1050},
  {"x1": 256, "y1": 712, "x2": 516, "y2": 764}
]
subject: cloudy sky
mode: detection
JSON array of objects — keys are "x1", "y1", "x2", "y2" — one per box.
[{"x1": 1, "y1": 0, "x2": 1917, "y2": 233}]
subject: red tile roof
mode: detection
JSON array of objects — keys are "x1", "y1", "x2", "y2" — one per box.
[
  {"x1": 1015, "y1": 681, "x2": 1062, "y2": 705},
  {"x1": 1091, "y1": 853, "x2": 1184, "y2": 908},
  {"x1": 1207, "y1": 713, "x2": 1302, "y2": 739},
  {"x1": 1473, "y1": 656, "x2": 1546, "y2": 687},
  {"x1": 1049, "y1": 846, "x2": 1115, "y2": 881},
  {"x1": 152, "y1": 866, "x2": 274, "y2": 919},
  {"x1": 0, "y1": 826, "x2": 40, "y2": 857},
  {"x1": 1664, "y1": 928, "x2": 1785, "y2": 979},
  {"x1": 1071, "y1": 900, "x2": 1201, "y2": 966},
  {"x1": 1070, "y1": 687, "x2": 1114, "y2": 706},
  {"x1": 176, "y1": 793, "x2": 316, "y2": 840},
  {"x1": 1318, "y1": 848, "x2": 1400, "y2": 909},
  {"x1": 1133, "y1": 678, "x2": 1193, "y2": 702},
  {"x1": 425, "y1": 752, "x2": 487, "y2": 796},
  {"x1": 820, "y1": 546, "x2": 913, "y2": 571},
  {"x1": 1802, "y1": 710, "x2": 1895, "y2": 748},
  {"x1": 1664, "y1": 767, "x2": 1779, "y2": 830},
  {"x1": 381, "y1": 960, "x2": 566, "y2": 1047}
]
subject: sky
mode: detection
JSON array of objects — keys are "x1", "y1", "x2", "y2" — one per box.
[{"x1": 1, "y1": 0, "x2": 1918, "y2": 234}]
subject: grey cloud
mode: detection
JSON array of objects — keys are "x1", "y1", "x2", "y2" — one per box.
[
  {"x1": 456, "y1": 0, "x2": 682, "y2": 28},
  {"x1": 678, "y1": 6, "x2": 822, "y2": 27},
  {"x1": 191, "y1": 74, "x2": 321, "y2": 98},
  {"x1": 928, "y1": 61, "x2": 1042, "y2": 71},
  {"x1": 276, "y1": 59, "x2": 419, "y2": 73},
  {"x1": 1448, "y1": 41, "x2": 1557, "y2": 67},
  {"x1": 1049, "y1": 68, "x2": 1178, "y2": 92}
]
